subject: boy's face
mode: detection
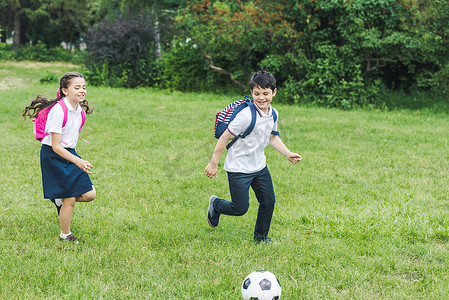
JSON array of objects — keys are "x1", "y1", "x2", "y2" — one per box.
[{"x1": 251, "y1": 85, "x2": 277, "y2": 114}]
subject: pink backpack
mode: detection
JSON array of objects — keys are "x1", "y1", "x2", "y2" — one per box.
[{"x1": 33, "y1": 99, "x2": 86, "y2": 142}]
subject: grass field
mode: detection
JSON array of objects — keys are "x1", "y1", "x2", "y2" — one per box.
[{"x1": 1, "y1": 61, "x2": 449, "y2": 299}]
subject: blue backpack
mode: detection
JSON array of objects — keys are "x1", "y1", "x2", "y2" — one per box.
[{"x1": 214, "y1": 96, "x2": 277, "y2": 149}]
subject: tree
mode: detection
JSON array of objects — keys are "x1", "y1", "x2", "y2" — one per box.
[
  {"x1": 176, "y1": 0, "x2": 449, "y2": 108},
  {"x1": 1, "y1": 0, "x2": 29, "y2": 49},
  {"x1": 89, "y1": 0, "x2": 187, "y2": 58},
  {"x1": 0, "y1": 0, "x2": 91, "y2": 49},
  {"x1": 84, "y1": 13, "x2": 158, "y2": 87}
]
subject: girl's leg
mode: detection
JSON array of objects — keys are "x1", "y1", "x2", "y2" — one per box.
[
  {"x1": 59, "y1": 197, "x2": 76, "y2": 234},
  {"x1": 76, "y1": 185, "x2": 96, "y2": 202},
  {"x1": 59, "y1": 186, "x2": 95, "y2": 237}
]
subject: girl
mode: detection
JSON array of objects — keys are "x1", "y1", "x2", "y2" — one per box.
[{"x1": 23, "y1": 72, "x2": 96, "y2": 244}]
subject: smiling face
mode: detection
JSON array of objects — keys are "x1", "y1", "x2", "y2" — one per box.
[
  {"x1": 251, "y1": 85, "x2": 277, "y2": 114},
  {"x1": 62, "y1": 77, "x2": 87, "y2": 105}
]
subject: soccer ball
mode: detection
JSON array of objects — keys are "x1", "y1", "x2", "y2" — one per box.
[{"x1": 241, "y1": 270, "x2": 282, "y2": 300}]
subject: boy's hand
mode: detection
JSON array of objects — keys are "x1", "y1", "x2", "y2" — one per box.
[
  {"x1": 204, "y1": 162, "x2": 218, "y2": 178},
  {"x1": 287, "y1": 153, "x2": 302, "y2": 165}
]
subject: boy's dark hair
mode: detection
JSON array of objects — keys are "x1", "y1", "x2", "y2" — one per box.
[
  {"x1": 23, "y1": 72, "x2": 94, "y2": 119},
  {"x1": 250, "y1": 70, "x2": 276, "y2": 91}
]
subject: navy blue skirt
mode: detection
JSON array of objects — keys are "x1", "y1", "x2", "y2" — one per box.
[{"x1": 40, "y1": 145, "x2": 93, "y2": 199}]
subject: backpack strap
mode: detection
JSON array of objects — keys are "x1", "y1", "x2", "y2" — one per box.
[
  {"x1": 240, "y1": 101, "x2": 257, "y2": 138},
  {"x1": 52, "y1": 99, "x2": 68, "y2": 146},
  {"x1": 80, "y1": 110, "x2": 86, "y2": 133},
  {"x1": 226, "y1": 102, "x2": 257, "y2": 150},
  {"x1": 56, "y1": 99, "x2": 89, "y2": 143},
  {"x1": 271, "y1": 108, "x2": 279, "y2": 135},
  {"x1": 57, "y1": 99, "x2": 69, "y2": 128},
  {"x1": 57, "y1": 99, "x2": 86, "y2": 132}
]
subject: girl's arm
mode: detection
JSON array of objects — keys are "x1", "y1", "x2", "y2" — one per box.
[
  {"x1": 204, "y1": 129, "x2": 234, "y2": 178},
  {"x1": 51, "y1": 133, "x2": 93, "y2": 174},
  {"x1": 269, "y1": 134, "x2": 302, "y2": 164}
]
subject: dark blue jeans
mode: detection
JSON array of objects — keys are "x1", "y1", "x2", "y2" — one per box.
[{"x1": 214, "y1": 166, "x2": 276, "y2": 240}]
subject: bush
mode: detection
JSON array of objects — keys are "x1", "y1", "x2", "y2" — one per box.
[
  {"x1": 268, "y1": 44, "x2": 371, "y2": 109},
  {"x1": 39, "y1": 71, "x2": 59, "y2": 84},
  {"x1": 84, "y1": 14, "x2": 159, "y2": 88},
  {"x1": 430, "y1": 62, "x2": 449, "y2": 96},
  {"x1": 14, "y1": 41, "x2": 73, "y2": 62},
  {"x1": 160, "y1": 39, "x2": 241, "y2": 93},
  {"x1": 0, "y1": 43, "x2": 14, "y2": 60},
  {"x1": 179, "y1": 0, "x2": 449, "y2": 109},
  {"x1": 0, "y1": 41, "x2": 81, "y2": 63}
]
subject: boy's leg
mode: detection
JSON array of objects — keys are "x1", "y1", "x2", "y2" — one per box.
[
  {"x1": 250, "y1": 167, "x2": 276, "y2": 241},
  {"x1": 59, "y1": 197, "x2": 76, "y2": 234},
  {"x1": 214, "y1": 172, "x2": 255, "y2": 216}
]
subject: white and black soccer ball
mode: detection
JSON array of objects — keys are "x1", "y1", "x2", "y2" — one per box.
[{"x1": 241, "y1": 270, "x2": 282, "y2": 300}]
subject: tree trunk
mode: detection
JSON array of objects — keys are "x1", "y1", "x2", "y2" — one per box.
[
  {"x1": 13, "y1": 11, "x2": 21, "y2": 50},
  {"x1": 154, "y1": 17, "x2": 162, "y2": 60},
  {"x1": 0, "y1": 30, "x2": 6, "y2": 43}
]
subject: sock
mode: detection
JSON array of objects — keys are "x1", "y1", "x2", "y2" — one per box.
[
  {"x1": 60, "y1": 232, "x2": 72, "y2": 238},
  {"x1": 55, "y1": 199, "x2": 63, "y2": 206}
]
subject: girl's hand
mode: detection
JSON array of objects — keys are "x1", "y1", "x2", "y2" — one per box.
[
  {"x1": 288, "y1": 153, "x2": 302, "y2": 165},
  {"x1": 204, "y1": 162, "x2": 218, "y2": 178},
  {"x1": 76, "y1": 159, "x2": 93, "y2": 174}
]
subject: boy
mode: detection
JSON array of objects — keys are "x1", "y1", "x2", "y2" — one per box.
[{"x1": 204, "y1": 70, "x2": 301, "y2": 243}]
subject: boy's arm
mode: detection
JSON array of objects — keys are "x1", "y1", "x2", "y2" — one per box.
[
  {"x1": 205, "y1": 129, "x2": 234, "y2": 178},
  {"x1": 269, "y1": 134, "x2": 302, "y2": 164},
  {"x1": 51, "y1": 133, "x2": 93, "y2": 174}
]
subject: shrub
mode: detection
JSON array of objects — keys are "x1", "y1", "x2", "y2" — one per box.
[
  {"x1": 84, "y1": 14, "x2": 159, "y2": 88},
  {"x1": 14, "y1": 41, "x2": 73, "y2": 62},
  {"x1": 0, "y1": 41, "x2": 79, "y2": 62},
  {"x1": 160, "y1": 39, "x2": 241, "y2": 93},
  {"x1": 0, "y1": 43, "x2": 14, "y2": 60},
  {"x1": 434, "y1": 63, "x2": 449, "y2": 96},
  {"x1": 39, "y1": 71, "x2": 59, "y2": 84},
  {"x1": 179, "y1": 0, "x2": 449, "y2": 108},
  {"x1": 267, "y1": 44, "x2": 371, "y2": 109}
]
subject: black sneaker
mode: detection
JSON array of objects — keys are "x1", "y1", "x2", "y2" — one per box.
[
  {"x1": 60, "y1": 234, "x2": 79, "y2": 244},
  {"x1": 50, "y1": 199, "x2": 62, "y2": 215},
  {"x1": 207, "y1": 195, "x2": 220, "y2": 228},
  {"x1": 254, "y1": 237, "x2": 273, "y2": 244}
]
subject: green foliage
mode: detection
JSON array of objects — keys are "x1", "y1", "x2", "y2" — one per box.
[
  {"x1": 378, "y1": 88, "x2": 449, "y2": 111},
  {"x1": 271, "y1": 44, "x2": 369, "y2": 109},
  {"x1": 1, "y1": 0, "x2": 91, "y2": 48},
  {"x1": 3, "y1": 0, "x2": 449, "y2": 110},
  {"x1": 160, "y1": 39, "x2": 241, "y2": 93},
  {"x1": 175, "y1": 1, "x2": 267, "y2": 90},
  {"x1": 433, "y1": 62, "x2": 449, "y2": 96},
  {"x1": 161, "y1": 40, "x2": 207, "y2": 91},
  {"x1": 84, "y1": 14, "x2": 160, "y2": 88},
  {"x1": 0, "y1": 43, "x2": 14, "y2": 60},
  {"x1": 13, "y1": 42, "x2": 73, "y2": 62},
  {"x1": 0, "y1": 41, "x2": 81, "y2": 63},
  {"x1": 39, "y1": 71, "x2": 59, "y2": 84},
  {"x1": 26, "y1": 0, "x2": 90, "y2": 48},
  {"x1": 177, "y1": 0, "x2": 449, "y2": 109}
]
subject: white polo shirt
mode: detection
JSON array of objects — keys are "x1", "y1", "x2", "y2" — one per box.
[
  {"x1": 224, "y1": 105, "x2": 278, "y2": 173},
  {"x1": 42, "y1": 97, "x2": 84, "y2": 149}
]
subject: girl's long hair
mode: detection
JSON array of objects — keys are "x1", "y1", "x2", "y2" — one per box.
[{"x1": 22, "y1": 72, "x2": 94, "y2": 119}]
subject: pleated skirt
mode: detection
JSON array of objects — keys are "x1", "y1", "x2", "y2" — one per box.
[{"x1": 40, "y1": 145, "x2": 93, "y2": 199}]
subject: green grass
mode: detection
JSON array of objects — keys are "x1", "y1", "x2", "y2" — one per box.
[{"x1": 1, "y1": 62, "x2": 449, "y2": 299}]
